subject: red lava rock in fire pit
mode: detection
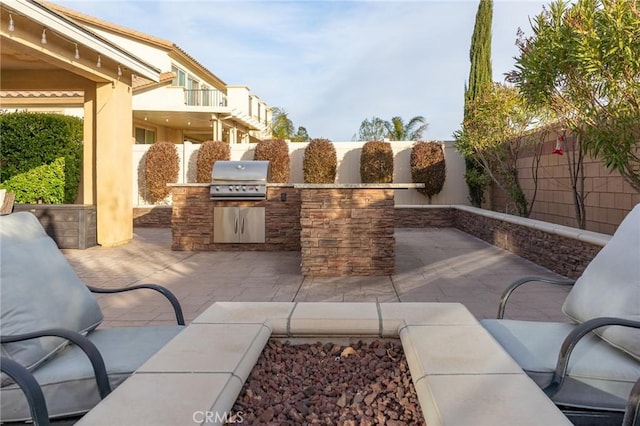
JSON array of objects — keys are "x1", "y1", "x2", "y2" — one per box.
[{"x1": 228, "y1": 339, "x2": 425, "y2": 425}]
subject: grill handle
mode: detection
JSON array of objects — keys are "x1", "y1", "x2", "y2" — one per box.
[
  {"x1": 241, "y1": 216, "x2": 245, "y2": 234},
  {"x1": 234, "y1": 217, "x2": 238, "y2": 234}
]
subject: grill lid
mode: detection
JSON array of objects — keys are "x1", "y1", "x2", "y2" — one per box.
[{"x1": 211, "y1": 160, "x2": 271, "y2": 182}]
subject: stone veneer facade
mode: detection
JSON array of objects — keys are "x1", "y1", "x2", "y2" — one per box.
[
  {"x1": 171, "y1": 185, "x2": 300, "y2": 251},
  {"x1": 299, "y1": 188, "x2": 395, "y2": 276},
  {"x1": 395, "y1": 206, "x2": 605, "y2": 279},
  {"x1": 167, "y1": 184, "x2": 606, "y2": 279}
]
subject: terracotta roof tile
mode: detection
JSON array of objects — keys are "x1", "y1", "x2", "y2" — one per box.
[{"x1": 0, "y1": 91, "x2": 83, "y2": 98}]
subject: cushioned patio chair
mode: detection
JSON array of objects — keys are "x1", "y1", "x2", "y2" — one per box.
[
  {"x1": 0, "y1": 212, "x2": 185, "y2": 423},
  {"x1": 482, "y1": 204, "x2": 640, "y2": 425}
]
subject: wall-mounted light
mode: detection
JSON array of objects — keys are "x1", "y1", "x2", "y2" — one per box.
[
  {"x1": 40, "y1": 29, "x2": 47, "y2": 44},
  {"x1": 96, "y1": 54, "x2": 101, "y2": 68},
  {"x1": 74, "y1": 44, "x2": 80, "y2": 60},
  {"x1": 117, "y1": 65, "x2": 122, "y2": 77},
  {"x1": 8, "y1": 14, "x2": 14, "y2": 32}
]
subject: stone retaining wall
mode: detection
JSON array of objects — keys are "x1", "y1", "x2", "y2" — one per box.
[
  {"x1": 454, "y1": 209, "x2": 603, "y2": 279},
  {"x1": 133, "y1": 206, "x2": 172, "y2": 227}
]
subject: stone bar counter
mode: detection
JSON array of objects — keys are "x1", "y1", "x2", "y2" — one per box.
[
  {"x1": 295, "y1": 184, "x2": 423, "y2": 276},
  {"x1": 169, "y1": 183, "x2": 422, "y2": 276}
]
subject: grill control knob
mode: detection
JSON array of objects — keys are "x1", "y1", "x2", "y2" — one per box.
[
  {"x1": 241, "y1": 186, "x2": 247, "y2": 191},
  {"x1": 214, "y1": 186, "x2": 220, "y2": 191},
  {"x1": 235, "y1": 186, "x2": 240, "y2": 191},
  {"x1": 228, "y1": 185, "x2": 233, "y2": 191}
]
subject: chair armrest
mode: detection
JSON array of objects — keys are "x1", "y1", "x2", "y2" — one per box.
[
  {"x1": 623, "y1": 376, "x2": 640, "y2": 426},
  {"x1": 1, "y1": 328, "x2": 111, "y2": 399},
  {"x1": 87, "y1": 283, "x2": 185, "y2": 325},
  {"x1": 497, "y1": 276, "x2": 576, "y2": 319},
  {"x1": 544, "y1": 317, "x2": 640, "y2": 399},
  {"x1": 1, "y1": 357, "x2": 50, "y2": 426}
]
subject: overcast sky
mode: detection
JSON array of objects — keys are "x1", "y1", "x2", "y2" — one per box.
[{"x1": 56, "y1": 0, "x2": 547, "y2": 141}]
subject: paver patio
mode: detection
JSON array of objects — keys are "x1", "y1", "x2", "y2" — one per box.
[{"x1": 62, "y1": 227, "x2": 572, "y2": 326}]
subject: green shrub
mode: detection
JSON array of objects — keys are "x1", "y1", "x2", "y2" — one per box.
[
  {"x1": 254, "y1": 138, "x2": 290, "y2": 183},
  {"x1": 410, "y1": 141, "x2": 447, "y2": 202},
  {"x1": 196, "y1": 140, "x2": 230, "y2": 183},
  {"x1": 0, "y1": 112, "x2": 83, "y2": 203},
  {"x1": 0, "y1": 157, "x2": 65, "y2": 204},
  {"x1": 303, "y1": 138, "x2": 337, "y2": 183},
  {"x1": 144, "y1": 142, "x2": 179, "y2": 202},
  {"x1": 360, "y1": 141, "x2": 393, "y2": 183}
]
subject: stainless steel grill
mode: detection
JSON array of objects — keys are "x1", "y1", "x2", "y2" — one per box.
[{"x1": 210, "y1": 160, "x2": 271, "y2": 200}]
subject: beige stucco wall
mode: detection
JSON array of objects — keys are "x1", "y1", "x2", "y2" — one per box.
[{"x1": 132, "y1": 141, "x2": 469, "y2": 207}]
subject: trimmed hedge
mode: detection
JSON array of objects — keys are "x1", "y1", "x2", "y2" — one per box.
[
  {"x1": 410, "y1": 141, "x2": 446, "y2": 201},
  {"x1": 144, "y1": 142, "x2": 179, "y2": 202},
  {"x1": 360, "y1": 141, "x2": 393, "y2": 183},
  {"x1": 254, "y1": 138, "x2": 290, "y2": 183},
  {"x1": 303, "y1": 138, "x2": 337, "y2": 183},
  {"x1": 0, "y1": 112, "x2": 83, "y2": 203},
  {"x1": 196, "y1": 141, "x2": 230, "y2": 183},
  {"x1": 0, "y1": 157, "x2": 66, "y2": 204}
]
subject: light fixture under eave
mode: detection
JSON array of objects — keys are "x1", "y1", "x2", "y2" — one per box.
[
  {"x1": 117, "y1": 65, "x2": 122, "y2": 77},
  {"x1": 41, "y1": 29, "x2": 47, "y2": 44},
  {"x1": 74, "y1": 44, "x2": 80, "y2": 60},
  {"x1": 96, "y1": 54, "x2": 101, "y2": 68},
  {"x1": 8, "y1": 14, "x2": 14, "y2": 32}
]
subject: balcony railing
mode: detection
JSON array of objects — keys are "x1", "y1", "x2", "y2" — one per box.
[{"x1": 184, "y1": 89, "x2": 227, "y2": 107}]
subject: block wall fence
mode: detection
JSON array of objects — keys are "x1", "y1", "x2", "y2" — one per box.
[{"x1": 489, "y1": 131, "x2": 640, "y2": 234}]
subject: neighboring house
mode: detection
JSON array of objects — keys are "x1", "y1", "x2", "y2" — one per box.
[{"x1": 3, "y1": 2, "x2": 272, "y2": 144}]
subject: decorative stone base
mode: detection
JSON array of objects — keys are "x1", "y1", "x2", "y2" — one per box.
[
  {"x1": 170, "y1": 185, "x2": 301, "y2": 251},
  {"x1": 300, "y1": 188, "x2": 395, "y2": 276},
  {"x1": 13, "y1": 204, "x2": 97, "y2": 249}
]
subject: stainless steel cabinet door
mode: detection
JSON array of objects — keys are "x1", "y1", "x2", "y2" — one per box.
[
  {"x1": 213, "y1": 207, "x2": 239, "y2": 243},
  {"x1": 213, "y1": 207, "x2": 265, "y2": 243},
  {"x1": 239, "y1": 207, "x2": 265, "y2": 243}
]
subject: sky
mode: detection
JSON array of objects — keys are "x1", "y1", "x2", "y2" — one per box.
[{"x1": 56, "y1": 0, "x2": 548, "y2": 141}]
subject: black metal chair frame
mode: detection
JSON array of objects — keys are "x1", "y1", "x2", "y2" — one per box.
[
  {"x1": 497, "y1": 276, "x2": 640, "y2": 425},
  {"x1": 1, "y1": 283, "x2": 184, "y2": 423}
]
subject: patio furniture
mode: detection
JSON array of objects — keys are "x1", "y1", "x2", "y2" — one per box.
[
  {"x1": 482, "y1": 204, "x2": 640, "y2": 425},
  {"x1": 0, "y1": 212, "x2": 186, "y2": 423}
]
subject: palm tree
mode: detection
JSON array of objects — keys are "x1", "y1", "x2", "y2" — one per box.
[
  {"x1": 270, "y1": 107, "x2": 295, "y2": 139},
  {"x1": 384, "y1": 116, "x2": 428, "y2": 141}
]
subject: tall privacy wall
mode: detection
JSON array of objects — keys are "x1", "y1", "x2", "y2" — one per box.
[
  {"x1": 132, "y1": 141, "x2": 468, "y2": 207},
  {"x1": 490, "y1": 133, "x2": 640, "y2": 235}
]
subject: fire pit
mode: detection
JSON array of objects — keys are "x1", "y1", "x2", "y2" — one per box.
[
  {"x1": 77, "y1": 302, "x2": 573, "y2": 426},
  {"x1": 232, "y1": 338, "x2": 425, "y2": 424}
]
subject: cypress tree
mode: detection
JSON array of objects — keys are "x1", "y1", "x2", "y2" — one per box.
[
  {"x1": 465, "y1": 0, "x2": 493, "y2": 118},
  {"x1": 461, "y1": 0, "x2": 493, "y2": 206}
]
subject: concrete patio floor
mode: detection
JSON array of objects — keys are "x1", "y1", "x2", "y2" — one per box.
[{"x1": 62, "y1": 227, "x2": 572, "y2": 326}]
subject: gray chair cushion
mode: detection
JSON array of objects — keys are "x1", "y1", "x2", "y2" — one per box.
[
  {"x1": 0, "y1": 212, "x2": 103, "y2": 376},
  {"x1": 562, "y1": 204, "x2": 640, "y2": 360},
  {"x1": 482, "y1": 319, "x2": 640, "y2": 411},
  {"x1": 1, "y1": 325, "x2": 183, "y2": 421}
]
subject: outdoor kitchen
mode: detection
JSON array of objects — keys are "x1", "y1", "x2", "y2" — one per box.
[{"x1": 169, "y1": 160, "x2": 423, "y2": 276}]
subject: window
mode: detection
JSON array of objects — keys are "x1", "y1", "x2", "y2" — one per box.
[
  {"x1": 135, "y1": 127, "x2": 156, "y2": 144},
  {"x1": 171, "y1": 65, "x2": 186, "y2": 87},
  {"x1": 187, "y1": 77, "x2": 200, "y2": 105},
  {"x1": 202, "y1": 85, "x2": 210, "y2": 106}
]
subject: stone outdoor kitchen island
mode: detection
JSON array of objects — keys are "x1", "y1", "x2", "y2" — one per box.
[
  {"x1": 297, "y1": 184, "x2": 421, "y2": 276},
  {"x1": 169, "y1": 183, "x2": 422, "y2": 276}
]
